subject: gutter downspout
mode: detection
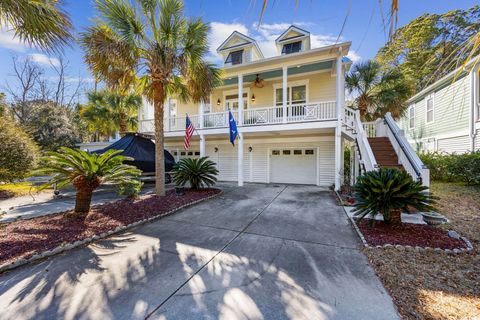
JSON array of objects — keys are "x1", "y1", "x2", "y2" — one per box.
[{"x1": 470, "y1": 66, "x2": 478, "y2": 152}]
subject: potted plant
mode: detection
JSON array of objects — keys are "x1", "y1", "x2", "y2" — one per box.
[{"x1": 352, "y1": 168, "x2": 437, "y2": 225}]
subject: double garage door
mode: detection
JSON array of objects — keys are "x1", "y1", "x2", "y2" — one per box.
[{"x1": 270, "y1": 148, "x2": 316, "y2": 185}]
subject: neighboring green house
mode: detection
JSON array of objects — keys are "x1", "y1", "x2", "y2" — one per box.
[{"x1": 399, "y1": 59, "x2": 480, "y2": 153}]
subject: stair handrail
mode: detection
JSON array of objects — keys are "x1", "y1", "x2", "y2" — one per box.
[
  {"x1": 383, "y1": 112, "x2": 428, "y2": 183},
  {"x1": 354, "y1": 109, "x2": 379, "y2": 172}
]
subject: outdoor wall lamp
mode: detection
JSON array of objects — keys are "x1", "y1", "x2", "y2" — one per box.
[
  {"x1": 216, "y1": 98, "x2": 221, "y2": 106},
  {"x1": 248, "y1": 146, "x2": 253, "y2": 152},
  {"x1": 214, "y1": 147, "x2": 219, "y2": 153},
  {"x1": 251, "y1": 94, "x2": 255, "y2": 103}
]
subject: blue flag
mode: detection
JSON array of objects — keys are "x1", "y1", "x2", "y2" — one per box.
[{"x1": 229, "y1": 111, "x2": 238, "y2": 146}]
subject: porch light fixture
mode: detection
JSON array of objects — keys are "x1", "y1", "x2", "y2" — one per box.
[
  {"x1": 214, "y1": 147, "x2": 218, "y2": 153},
  {"x1": 216, "y1": 98, "x2": 221, "y2": 106},
  {"x1": 251, "y1": 94, "x2": 255, "y2": 103},
  {"x1": 248, "y1": 146, "x2": 253, "y2": 152}
]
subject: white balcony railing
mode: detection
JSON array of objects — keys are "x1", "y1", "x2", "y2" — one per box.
[{"x1": 138, "y1": 101, "x2": 337, "y2": 133}]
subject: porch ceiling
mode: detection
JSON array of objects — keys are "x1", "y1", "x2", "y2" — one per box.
[{"x1": 222, "y1": 60, "x2": 333, "y2": 86}]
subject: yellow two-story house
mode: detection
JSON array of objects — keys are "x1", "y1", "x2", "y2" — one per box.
[{"x1": 138, "y1": 25, "x2": 429, "y2": 189}]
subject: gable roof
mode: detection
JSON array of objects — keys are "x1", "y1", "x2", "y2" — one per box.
[
  {"x1": 216, "y1": 31, "x2": 264, "y2": 59},
  {"x1": 275, "y1": 25, "x2": 310, "y2": 43}
]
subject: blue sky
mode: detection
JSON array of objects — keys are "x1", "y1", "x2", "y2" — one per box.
[{"x1": 0, "y1": 0, "x2": 477, "y2": 102}]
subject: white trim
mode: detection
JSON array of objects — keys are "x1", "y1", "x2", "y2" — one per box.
[
  {"x1": 273, "y1": 79, "x2": 310, "y2": 106},
  {"x1": 223, "y1": 87, "x2": 250, "y2": 111},
  {"x1": 425, "y1": 93, "x2": 435, "y2": 124},
  {"x1": 408, "y1": 104, "x2": 415, "y2": 130},
  {"x1": 275, "y1": 25, "x2": 310, "y2": 43}
]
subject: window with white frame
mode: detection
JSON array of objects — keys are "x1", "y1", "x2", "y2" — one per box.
[
  {"x1": 225, "y1": 50, "x2": 243, "y2": 65},
  {"x1": 408, "y1": 105, "x2": 415, "y2": 129},
  {"x1": 274, "y1": 84, "x2": 306, "y2": 118},
  {"x1": 426, "y1": 94, "x2": 434, "y2": 123}
]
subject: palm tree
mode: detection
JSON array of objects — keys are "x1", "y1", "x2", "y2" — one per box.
[
  {"x1": 85, "y1": 91, "x2": 141, "y2": 134},
  {"x1": 0, "y1": 0, "x2": 72, "y2": 51},
  {"x1": 345, "y1": 60, "x2": 412, "y2": 121},
  {"x1": 33, "y1": 147, "x2": 141, "y2": 216},
  {"x1": 80, "y1": 0, "x2": 221, "y2": 196}
]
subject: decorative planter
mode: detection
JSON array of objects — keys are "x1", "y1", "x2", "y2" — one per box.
[{"x1": 421, "y1": 212, "x2": 447, "y2": 225}]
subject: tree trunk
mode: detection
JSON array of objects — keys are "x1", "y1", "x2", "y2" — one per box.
[
  {"x1": 153, "y1": 81, "x2": 166, "y2": 196},
  {"x1": 119, "y1": 113, "x2": 128, "y2": 134},
  {"x1": 74, "y1": 188, "x2": 93, "y2": 214},
  {"x1": 388, "y1": 208, "x2": 402, "y2": 225}
]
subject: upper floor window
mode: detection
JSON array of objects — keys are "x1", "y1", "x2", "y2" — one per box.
[
  {"x1": 408, "y1": 105, "x2": 415, "y2": 129},
  {"x1": 281, "y1": 41, "x2": 302, "y2": 54},
  {"x1": 225, "y1": 50, "x2": 243, "y2": 65},
  {"x1": 426, "y1": 94, "x2": 434, "y2": 123}
]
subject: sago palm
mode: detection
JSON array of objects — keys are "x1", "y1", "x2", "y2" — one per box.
[
  {"x1": 32, "y1": 147, "x2": 141, "y2": 216},
  {"x1": 345, "y1": 60, "x2": 412, "y2": 121},
  {"x1": 172, "y1": 157, "x2": 219, "y2": 189},
  {"x1": 352, "y1": 168, "x2": 436, "y2": 225},
  {"x1": 0, "y1": 0, "x2": 72, "y2": 51},
  {"x1": 85, "y1": 90, "x2": 141, "y2": 134},
  {"x1": 80, "y1": 0, "x2": 221, "y2": 196}
]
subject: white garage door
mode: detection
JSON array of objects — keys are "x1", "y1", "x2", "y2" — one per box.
[{"x1": 270, "y1": 148, "x2": 316, "y2": 185}]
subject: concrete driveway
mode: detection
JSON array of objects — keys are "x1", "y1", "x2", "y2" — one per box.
[{"x1": 0, "y1": 183, "x2": 399, "y2": 320}]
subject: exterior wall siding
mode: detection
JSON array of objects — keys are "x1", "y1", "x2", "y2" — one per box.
[
  {"x1": 437, "y1": 135, "x2": 471, "y2": 154},
  {"x1": 165, "y1": 135, "x2": 335, "y2": 186},
  {"x1": 401, "y1": 75, "x2": 472, "y2": 153}
]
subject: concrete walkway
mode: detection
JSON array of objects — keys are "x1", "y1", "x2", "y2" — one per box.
[{"x1": 0, "y1": 183, "x2": 399, "y2": 320}]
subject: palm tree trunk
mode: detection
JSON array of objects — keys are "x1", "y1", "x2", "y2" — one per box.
[
  {"x1": 74, "y1": 188, "x2": 94, "y2": 214},
  {"x1": 119, "y1": 114, "x2": 128, "y2": 135},
  {"x1": 153, "y1": 82, "x2": 166, "y2": 196},
  {"x1": 388, "y1": 208, "x2": 402, "y2": 225}
]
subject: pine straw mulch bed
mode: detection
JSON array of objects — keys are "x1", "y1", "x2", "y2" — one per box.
[
  {"x1": 363, "y1": 182, "x2": 480, "y2": 320},
  {"x1": 357, "y1": 220, "x2": 467, "y2": 249},
  {"x1": 0, "y1": 188, "x2": 221, "y2": 267}
]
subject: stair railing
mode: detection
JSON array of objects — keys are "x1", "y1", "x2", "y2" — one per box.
[
  {"x1": 353, "y1": 109, "x2": 379, "y2": 172},
  {"x1": 383, "y1": 112, "x2": 430, "y2": 187}
]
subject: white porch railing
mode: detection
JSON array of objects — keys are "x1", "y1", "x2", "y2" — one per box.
[
  {"x1": 362, "y1": 121, "x2": 377, "y2": 138},
  {"x1": 352, "y1": 109, "x2": 379, "y2": 172},
  {"x1": 139, "y1": 101, "x2": 337, "y2": 132}
]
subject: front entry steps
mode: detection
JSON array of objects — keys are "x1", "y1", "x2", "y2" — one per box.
[{"x1": 367, "y1": 137, "x2": 403, "y2": 169}]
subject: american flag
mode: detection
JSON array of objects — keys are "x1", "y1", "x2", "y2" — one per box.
[{"x1": 184, "y1": 114, "x2": 195, "y2": 150}]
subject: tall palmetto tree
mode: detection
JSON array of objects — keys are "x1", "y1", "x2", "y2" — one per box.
[
  {"x1": 85, "y1": 90, "x2": 141, "y2": 134},
  {"x1": 0, "y1": 0, "x2": 72, "y2": 51},
  {"x1": 345, "y1": 60, "x2": 412, "y2": 121},
  {"x1": 80, "y1": 0, "x2": 221, "y2": 196}
]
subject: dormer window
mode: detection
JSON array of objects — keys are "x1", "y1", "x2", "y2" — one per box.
[
  {"x1": 282, "y1": 41, "x2": 302, "y2": 55},
  {"x1": 225, "y1": 50, "x2": 243, "y2": 65}
]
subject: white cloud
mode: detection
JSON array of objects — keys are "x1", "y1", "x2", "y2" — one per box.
[
  {"x1": 347, "y1": 50, "x2": 361, "y2": 63},
  {"x1": 0, "y1": 25, "x2": 28, "y2": 51},
  {"x1": 28, "y1": 53, "x2": 60, "y2": 67},
  {"x1": 208, "y1": 22, "x2": 249, "y2": 62}
]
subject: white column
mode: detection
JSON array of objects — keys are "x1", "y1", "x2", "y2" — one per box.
[
  {"x1": 334, "y1": 53, "x2": 343, "y2": 190},
  {"x1": 238, "y1": 74, "x2": 243, "y2": 125},
  {"x1": 199, "y1": 101, "x2": 204, "y2": 129},
  {"x1": 238, "y1": 133, "x2": 244, "y2": 186},
  {"x1": 199, "y1": 134, "x2": 205, "y2": 157},
  {"x1": 166, "y1": 99, "x2": 171, "y2": 132},
  {"x1": 282, "y1": 66, "x2": 288, "y2": 123}
]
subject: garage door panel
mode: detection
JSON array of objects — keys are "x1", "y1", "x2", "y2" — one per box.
[{"x1": 270, "y1": 148, "x2": 316, "y2": 185}]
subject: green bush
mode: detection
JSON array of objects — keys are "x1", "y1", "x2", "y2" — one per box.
[
  {"x1": 0, "y1": 117, "x2": 39, "y2": 182},
  {"x1": 115, "y1": 180, "x2": 143, "y2": 198},
  {"x1": 172, "y1": 157, "x2": 219, "y2": 189},
  {"x1": 419, "y1": 151, "x2": 480, "y2": 185},
  {"x1": 352, "y1": 168, "x2": 436, "y2": 225}
]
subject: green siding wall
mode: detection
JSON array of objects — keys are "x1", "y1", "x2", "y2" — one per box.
[{"x1": 400, "y1": 75, "x2": 471, "y2": 141}]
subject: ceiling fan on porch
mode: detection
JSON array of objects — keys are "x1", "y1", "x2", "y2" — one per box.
[{"x1": 251, "y1": 74, "x2": 266, "y2": 88}]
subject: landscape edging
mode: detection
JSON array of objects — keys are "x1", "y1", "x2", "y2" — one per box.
[
  {"x1": 0, "y1": 190, "x2": 223, "y2": 274},
  {"x1": 334, "y1": 190, "x2": 474, "y2": 254}
]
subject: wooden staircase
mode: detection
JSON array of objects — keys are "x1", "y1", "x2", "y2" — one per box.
[{"x1": 367, "y1": 137, "x2": 403, "y2": 169}]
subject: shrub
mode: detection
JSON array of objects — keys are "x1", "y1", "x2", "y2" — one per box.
[
  {"x1": 115, "y1": 180, "x2": 143, "y2": 198},
  {"x1": 0, "y1": 117, "x2": 39, "y2": 182},
  {"x1": 32, "y1": 147, "x2": 141, "y2": 216},
  {"x1": 352, "y1": 168, "x2": 436, "y2": 225},
  {"x1": 420, "y1": 151, "x2": 480, "y2": 185},
  {"x1": 172, "y1": 157, "x2": 218, "y2": 189}
]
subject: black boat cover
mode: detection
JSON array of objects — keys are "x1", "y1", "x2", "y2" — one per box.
[{"x1": 95, "y1": 133, "x2": 175, "y2": 173}]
